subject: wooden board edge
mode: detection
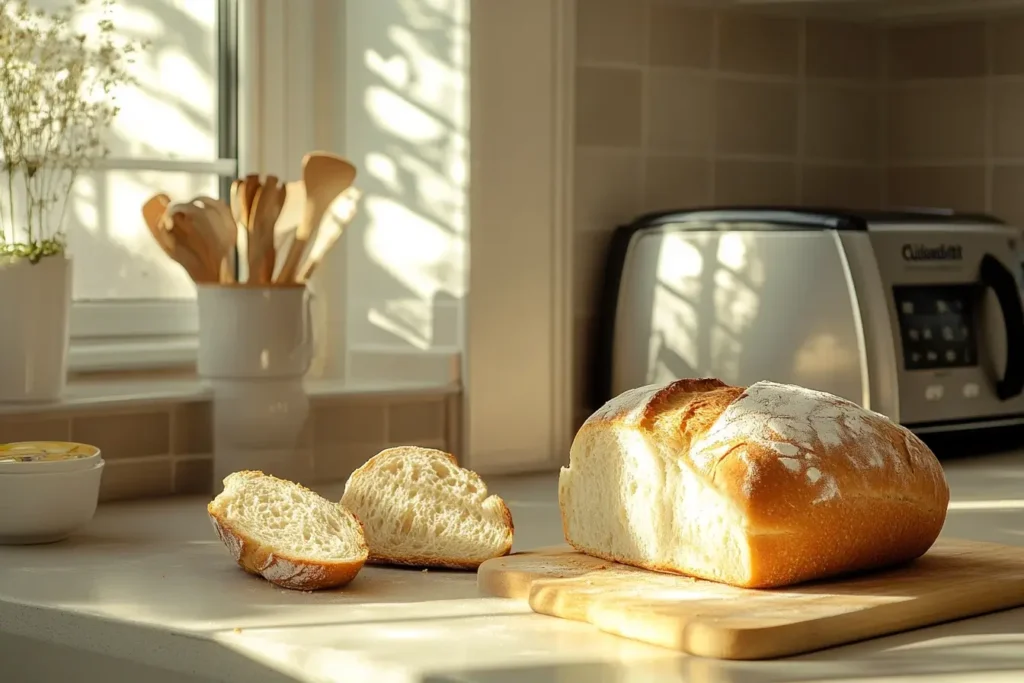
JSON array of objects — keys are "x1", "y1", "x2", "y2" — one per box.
[{"x1": 528, "y1": 577, "x2": 1024, "y2": 660}]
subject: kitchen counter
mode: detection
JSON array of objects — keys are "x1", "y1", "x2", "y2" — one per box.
[{"x1": 1, "y1": 453, "x2": 1023, "y2": 683}]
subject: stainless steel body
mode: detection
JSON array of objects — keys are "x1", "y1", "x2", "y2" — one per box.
[{"x1": 604, "y1": 210, "x2": 1024, "y2": 433}]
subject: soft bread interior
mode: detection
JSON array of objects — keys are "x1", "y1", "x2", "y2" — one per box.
[
  {"x1": 560, "y1": 427, "x2": 752, "y2": 585},
  {"x1": 211, "y1": 472, "x2": 365, "y2": 561},
  {"x1": 341, "y1": 447, "x2": 511, "y2": 565}
]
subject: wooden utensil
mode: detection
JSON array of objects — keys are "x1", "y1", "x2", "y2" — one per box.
[
  {"x1": 246, "y1": 177, "x2": 286, "y2": 285},
  {"x1": 273, "y1": 225, "x2": 296, "y2": 284},
  {"x1": 275, "y1": 152, "x2": 356, "y2": 284},
  {"x1": 193, "y1": 196, "x2": 238, "y2": 282},
  {"x1": 293, "y1": 213, "x2": 348, "y2": 283},
  {"x1": 174, "y1": 201, "x2": 232, "y2": 283},
  {"x1": 143, "y1": 194, "x2": 210, "y2": 282},
  {"x1": 241, "y1": 174, "x2": 261, "y2": 226},
  {"x1": 478, "y1": 540, "x2": 1024, "y2": 660},
  {"x1": 141, "y1": 193, "x2": 173, "y2": 255},
  {"x1": 166, "y1": 211, "x2": 218, "y2": 283},
  {"x1": 229, "y1": 179, "x2": 245, "y2": 228}
]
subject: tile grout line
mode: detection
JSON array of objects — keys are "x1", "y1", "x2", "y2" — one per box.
[
  {"x1": 709, "y1": 8, "x2": 720, "y2": 202},
  {"x1": 638, "y1": 0, "x2": 652, "y2": 207},
  {"x1": 796, "y1": 16, "x2": 807, "y2": 203},
  {"x1": 984, "y1": 17, "x2": 995, "y2": 213}
]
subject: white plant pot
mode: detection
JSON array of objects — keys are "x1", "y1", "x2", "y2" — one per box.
[{"x1": 0, "y1": 255, "x2": 72, "y2": 402}]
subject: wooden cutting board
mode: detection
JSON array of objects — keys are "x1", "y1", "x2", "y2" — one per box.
[{"x1": 477, "y1": 539, "x2": 1024, "y2": 660}]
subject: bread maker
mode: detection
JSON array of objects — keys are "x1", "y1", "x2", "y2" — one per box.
[{"x1": 592, "y1": 207, "x2": 1024, "y2": 436}]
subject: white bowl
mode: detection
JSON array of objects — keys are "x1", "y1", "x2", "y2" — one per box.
[{"x1": 0, "y1": 442, "x2": 104, "y2": 544}]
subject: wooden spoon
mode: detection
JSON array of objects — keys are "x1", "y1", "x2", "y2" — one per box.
[{"x1": 275, "y1": 152, "x2": 356, "y2": 284}]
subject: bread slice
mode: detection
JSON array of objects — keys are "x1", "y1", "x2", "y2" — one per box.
[
  {"x1": 340, "y1": 446, "x2": 514, "y2": 569},
  {"x1": 208, "y1": 470, "x2": 368, "y2": 590},
  {"x1": 560, "y1": 378, "x2": 950, "y2": 589}
]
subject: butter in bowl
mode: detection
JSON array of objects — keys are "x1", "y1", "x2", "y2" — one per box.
[{"x1": 0, "y1": 441, "x2": 104, "y2": 544}]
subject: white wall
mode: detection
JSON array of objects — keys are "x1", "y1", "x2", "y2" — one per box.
[{"x1": 342, "y1": 0, "x2": 469, "y2": 381}]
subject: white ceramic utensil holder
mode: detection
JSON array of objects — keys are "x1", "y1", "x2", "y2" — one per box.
[
  {"x1": 210, "y1": 378, "x2": 312, "y2": 490},
  {"x1": 0, "y1": 255, "x2": 72, "y2": 402},
  {"x1": 196, "y1": 283, "x2": 314, "y2": 381},
  {"x1": 196, "y1": 284, "x2": 315, "y2": 490}
]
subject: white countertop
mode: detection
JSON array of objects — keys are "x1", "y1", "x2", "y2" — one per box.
[{"x1": 1, "y1": 453, "x2": 1024, "y2": 683}]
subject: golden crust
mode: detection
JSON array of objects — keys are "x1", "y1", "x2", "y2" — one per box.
[
  {"x1": 565, "y1": 378, "x2": 951, "y2": 588},
  {"x1": 207, "y1": 470, "x2": 368, "y2": 591}
]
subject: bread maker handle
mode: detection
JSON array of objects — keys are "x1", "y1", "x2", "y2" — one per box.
[{"x1": 980, "y1": 253, "x2": 1024, "y2": 400}]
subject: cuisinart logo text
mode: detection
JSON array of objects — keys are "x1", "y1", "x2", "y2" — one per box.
[{"x1": 901, "y1": 243, "x2": 964, "y2": 262}]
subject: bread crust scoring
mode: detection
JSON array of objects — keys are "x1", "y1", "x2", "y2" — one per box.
[{"x1": 562, "y1": 378, "x2": 950, "y2": 588}]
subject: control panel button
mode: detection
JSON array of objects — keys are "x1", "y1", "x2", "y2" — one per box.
[
  {"x1": 945, "y1": 349, "x2": 957, "y2": 363},
  {"x1": 908, "y1": 329, "x2": 920, "y2": 341},
  {"x1": 942, "y1": 326, "x2": 954, "y2": 341},
  {"x1": 925, "y1": 385, "x2": 945, "y2": 401},
  {"x1": 963, "y1": 383, "x2": 980, "y2": 399},
  {"x1": 926, "y1": 350, "x2": 938, "y2": 362},
  {"x1": 910, "y1": 351, "x2": 922, "y2": 364},
  {"x1": 922, "y1": 328, "x2": 933, "y2": 340},
  {"x1": 901, "y1": 301, "x2": 915, "y2": 314}
]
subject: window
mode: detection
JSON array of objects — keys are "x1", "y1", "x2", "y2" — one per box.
[{"x1": 60, "y1": 0, "x2": 239, "y2": 371}]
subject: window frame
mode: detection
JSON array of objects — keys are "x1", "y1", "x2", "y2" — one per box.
[
  {"x1": 67, "y1": 0, "x2": 578, "y2": 477},
  {"x1": 68, "y1": 0, "x2": 242, "y2": 372},
  {"x1": 460, "y1": 0, "x2": 575, "y2": 474}
]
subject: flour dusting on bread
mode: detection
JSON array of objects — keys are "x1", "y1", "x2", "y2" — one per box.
[{"x1": 691, "y1": 381, "x2": 909, "y2": 502}]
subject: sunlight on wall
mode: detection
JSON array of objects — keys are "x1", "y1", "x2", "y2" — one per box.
[
  {"x1": 62, "y1": 0, "x2": 218, "y2": 158},
  {"x1": 346, "y1": 0, "x2": 469, "y2": 352},
  {"x1": 364, "y1": 195, "x2": 465, "y2": 298}
]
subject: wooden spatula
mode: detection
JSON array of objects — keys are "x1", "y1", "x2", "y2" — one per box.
[
  {"x1": 293, "y1": 187, "x2": 361, "y2": 282},
  {"x1": 167, "y1": 211, "x2": 218, "y2": 283},
  {"x1": 275, "y1": 152, "x2": 356, "y2": 284},
  {"x1": 193, "y1": 196, "x2": 238, "y2": 282},
  {"x1": 141, "y1": 193, "x2": 173, "y2": 256},
  {"x1": 246, "y1": 178, "x2": 286, "y2": 285}
]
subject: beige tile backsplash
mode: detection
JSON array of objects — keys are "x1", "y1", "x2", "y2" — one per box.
[
  {"x1": 572, "y1": 2, "x2": 1024, "y2": 428},
  {"x1": 0, "y1": 391, "x2": 460, "y2": 503}
]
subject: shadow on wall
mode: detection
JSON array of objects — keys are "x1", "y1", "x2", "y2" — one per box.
[{"x1": 345, "y1": 0, "x2": 469, "y2": 353}]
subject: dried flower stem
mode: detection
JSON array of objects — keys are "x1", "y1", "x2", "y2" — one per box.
[{"x1": 0, "y1": 0, "x2": 144, "y2": 262}]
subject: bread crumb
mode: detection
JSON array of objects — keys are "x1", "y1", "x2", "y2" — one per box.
[
  {"x1": 422, "y1": 568, "x2": 429, "y2": 573},
  {"x1": 233, "y1": 627, "x2": 242, "y2": 634}
]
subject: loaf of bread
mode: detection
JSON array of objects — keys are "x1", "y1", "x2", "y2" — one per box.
[
  {"x1": 341, "y1": 446, "x2": 514, "y2": 569},
  {"x1": 559, "y1": 378, "x2": 950, "y2": 589},
  {"x1": 209, "y1": 470, "x2": 368, "y2": 590}
]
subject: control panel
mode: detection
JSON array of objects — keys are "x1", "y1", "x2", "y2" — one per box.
[{"x1": 893, "y1": 284, "x2": 979, "y2": 371}]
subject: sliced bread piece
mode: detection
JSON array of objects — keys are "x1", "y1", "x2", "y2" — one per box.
[
  {"x1": 208, "y1": 470, "x2": 368, "y2": 590},
  {"x1": 340, "y1": 446, "x2": 514, "y2": 569}
]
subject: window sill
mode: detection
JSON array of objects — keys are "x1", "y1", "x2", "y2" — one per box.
[
  {"x1": 0, "y1": 375, "x2": 463, "y2": 503},
  {"x1": 0, "y1": 376, "x2": 459, "y2": 418}
]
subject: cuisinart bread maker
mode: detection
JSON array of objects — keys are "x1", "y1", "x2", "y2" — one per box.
[{"x1": 592, "y1": 207, "x2": 1024, "y2": 437}]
